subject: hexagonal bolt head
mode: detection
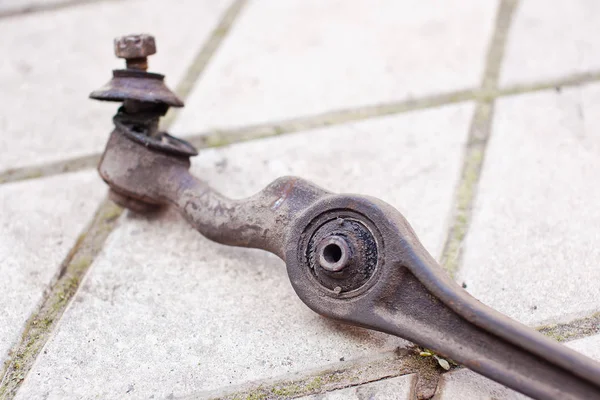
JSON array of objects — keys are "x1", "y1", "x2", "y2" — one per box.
[
  {"x1": 114, "y1": 34, "x2": 156, "y2": 70},
  {"x1": 114, "y1": 34, "x2": 156, "y2": 59}
]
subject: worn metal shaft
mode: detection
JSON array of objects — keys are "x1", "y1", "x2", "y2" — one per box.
[
  {"x1": 171, "y1": 175, "x2": 328, "y2": 259},
  {"x1": 97, "y1": 126, "x2": 600, "y2": 399}
]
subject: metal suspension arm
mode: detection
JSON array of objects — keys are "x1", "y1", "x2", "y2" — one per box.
[
  {"x1": 91, "y1": 33, "x2": 600, "y2": 400},
  {"x1": 98, "y1": 125, "x2": 600, "y2": 400}
]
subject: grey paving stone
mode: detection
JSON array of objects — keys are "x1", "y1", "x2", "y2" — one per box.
[
  {"x1": 297, "y1": 374, "x2": 415, "y2": 400},
  {"x1": 0, "y1": 0, "x2": 73, "y2": 16},
  {"x1": 501, "y1": 0, "x2": 600, "y2": 86},
  {"x1": 0, "y1": 0, "x2": 233, "y2": 171},
  {"x1": 434, "y1": 368, "x2": 529, "y2": 400},
  {"x1": 459, "y1": 84, "x2": 600, "y2": 326},
  {"x1": 566, "y1": 334, "x2": 600, "y2": 362},
  {"x1": 0, "y1": 171, "x2": 106, "y2": 363},
  {"x1": 434, "y1": 335, "x2": 600, "y2": 399},
  {"x1": 171, "y1": 0, "x2": 497, "y2": 134},
  {"x1": 16, "y1": 103, "x2": 473, "y2": 399}
]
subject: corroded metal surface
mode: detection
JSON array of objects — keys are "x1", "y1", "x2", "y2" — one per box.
[
  {"x1": 90, "y1": 34, "x2": 183, "y2": 107},
  {"x1": 91, "y1": 34, "x2": 600, "y2": 400},
  {"x1": 90, "y1": 70, "x2": 184, "y2": 107}
]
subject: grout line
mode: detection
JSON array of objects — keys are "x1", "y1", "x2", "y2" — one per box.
[
  {"x1": 3, "y1": 67, "x2": 600, "y2": 186},
  {"x1": 0, "y1": 2, "x2": 248, "y2": 398},
  {"x1": 191, "y1": 346, "x2": 443, "y2": 400},
  {"x1": 0, "y1": 198, "x2": 123, "y2": 399},
  {"x1": 0, "y1": 88, "x2": 474, "y2": 185},
  {"x1": 537, "y1": 312, "x2": 600, "y2": 343},
  {"x1": 159, "y1": 0, "x2": 248, "y2": 131},
  {"x1": 439, "y1": 0, "x2": 519, "y2": 277},
  {"x1": 0, "y1": 0, "x2": 124, "y2": 19},
  {"x1": 0, "y1": 155, "x2": 101, "y2": 186},
  {"x1": 499, "y1": 70, "x2": 600, "y2": 97},
  {"x1": 184, "y1": 89, "x2": 476, "y2": 148},
  {"x1": 1, "y1": 0, "x2": 595, "y2": 397},
  {"x1": 0, "y1": 0, "x2": 249, "y2": 186},
  {"x1": 190, "y1": 310, "x2": 600, "y2": 400}
]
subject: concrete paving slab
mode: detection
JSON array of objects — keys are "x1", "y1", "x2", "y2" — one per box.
[
  {"x1": 501, "y1": 0, "x2": 600, "y2": 86},
  {"x1": 297, "y1": 374, "x2": 415, "y2": 400},
  {"x1": 459, "y1": 84, "x2": 600, "y2": 326},
  {"x1": 0, "y1": 0, "x2": 67, "y2": 15},
  {"x1": 0, "y1": 0, "x2": 83, "y2": 16},
  {"x1": 171, "y1": 0, "x2": 497, "y2": 134},
  {"x1": 0, "y1": 171, "x2": 105, "y2": 363},
  {"x1": 16, "y1": 103, "x2": 473, "y2": 399},
  {"x1": 434, "y1": 335, "x2": 600, "y2": 399},
  {"x1": 0, "y1": 0, "x2": 232, "y2": 171},
  {"x1": 434, "y1": 368, "x2": 529, "y2": 400},
  {"x1": 566, "y1": 334, "x2": 600, "y2": 362}
]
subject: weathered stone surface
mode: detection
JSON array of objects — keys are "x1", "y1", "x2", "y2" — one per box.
[
  {"x1": 0, "y1": 171, "x2": 105, "y2": 363},
  {"x1": 4, "y1": 0, "x2": 600, "y2": 397},
  {"x1": 16, "y1": 104, "x2": 473, "y2": 399},
  {"x1": 459, "y1": 85, "x2": 600, "y2": 326},
  {"x1": 171, "y1": 0, "x2": 496, "y2": 134},
  {"x1": 0, "y1": 0, "x2": 232, "y2": 171},
  {"x1": 566, "y1": 334, "x2": 600, "y2": 362},
  {"x1": 434, "y1": 334, "x2": 600, "y2": 399},
  {"x1": 0, "y1": 0, "x2": 71, "y2": 16},
  {"x1": 501, "y1": 0, "x2": 600, "y2": 86},
  {"x1": 434, "y1": 368, "x2": 530, "y2": 400},
  {"x1": 298, "y1": 374, "x2": 415, "y2": 400}
]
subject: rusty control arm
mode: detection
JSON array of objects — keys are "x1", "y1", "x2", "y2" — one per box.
[{"x1": 91, "y1": 34, "x2": 600, "y2": 399}]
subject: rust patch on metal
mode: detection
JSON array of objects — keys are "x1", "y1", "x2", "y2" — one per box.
[{"x1": 271, "y1": 177, "x2": 297, "y2": 210}]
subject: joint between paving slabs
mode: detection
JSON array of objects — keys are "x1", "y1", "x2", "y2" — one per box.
[
  {"x1": 4, "y1": 66, "x2": 600, "y2": 187},
  {"x1": 439, "y1": 101, "x2": 493, "y2": 278},
  {"x1": 0, "y1": 198, "x2": 123, "y2": 399},
  {"x1": 187, "y1": 88, "x2": 477, "y2": 150},
  {"x1": 0, "y1": 1, "x2": 249, "y2": 397},
  {"x1": 440, "y1": 0, "x2": 519, "y2": 277},
  {"x1": 0, "y1": 0, "x2": 594, "y2": 398},
  {"x1": 3, "y1": 0, "x2": 600, "y2": 187},
  {"x1": 159, "y1": 0, "x2": 248, "y2": 130},
  {"x1": 537, "y1": 312, "x2": 600, "y2": 343},
  {"x1": 205, "y1": 310, "x2": 600, "y2": 400},
  {"x1": 0, "y1": 0, "x2": 126, "y2": 19},
  {"x1": 0, "y1": 0, "x2": 248, "y2": 186},
  {"x1": 200, "y1": 346, "x2": 448, "y2": 400}
]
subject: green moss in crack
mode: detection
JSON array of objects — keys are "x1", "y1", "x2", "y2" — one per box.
[
  {"x1": 270, "y1": 384, "x2": 301, "y2": 397},
  {"x1": 538, "y1": 312, "x2": 600, "y2": 343},
  {"x1": 244, "y1": 389, "x2": 267, "y2": 400},
  {"x1": 442, "y1": 145, "x2": 485, "y2": 277},
  {"x1": 100, "y1": 204, "x2": 122, "y2": 224}
]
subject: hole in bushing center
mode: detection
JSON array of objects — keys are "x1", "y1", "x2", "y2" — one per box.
[
  {"x1": 317, "y1": 236, "x2": 351, "y2": 273},
  {"x1": 323, "y1": 243, "x2": 343, "y2": 264}
]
